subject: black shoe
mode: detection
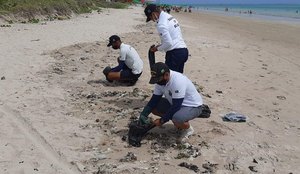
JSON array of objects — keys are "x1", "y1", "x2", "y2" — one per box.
[
  {"x1": 103, "y1": 66, "x2": 111, "y2": 76},
  {"x1": 126, "y1": 79, "x2": 138, "y2": 86},
  {"x1": 198, "y1": 104, "x2": 211, "y2": 118},
  {"x1": 103, "y1": 66, "x2": 113, "y2": 82}
]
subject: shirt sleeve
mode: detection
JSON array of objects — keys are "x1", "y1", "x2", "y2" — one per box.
[
  {"x1": 111, "y1": 61, "x2": 125, "y2": 72},
  {"x1": 153, "y1": 85, "x2": 164, "y2": 96},
  {"x1": 157, "y1": 25, "x2": 173, "y2": 52},
  {"x1": 119, "y1": 47, "x2": 126, "y2": 61},
  {"x1": 147, "y1": 94, "x2": 163, "y2": 109}
]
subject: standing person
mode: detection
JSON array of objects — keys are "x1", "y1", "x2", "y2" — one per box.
[
  {"x1": 103, "y1": 35, "x2": 143, "y2": 85},
  {"x1": 144, "y1": 4, "x2": 189, "y2": 73},
  {"x1": 139, "y1": 62, "x2": 210, "y2": 140}
]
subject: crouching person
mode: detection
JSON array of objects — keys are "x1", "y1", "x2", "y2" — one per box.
[
  {"x1": 139, "y1": 62, "x2": 210, "y2": 140},
  {"x1": 103, "y1": 35, "x2": 143, "y2": 85}
]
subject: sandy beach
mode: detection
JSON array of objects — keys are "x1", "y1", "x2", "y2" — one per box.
[{"x1": 1, "y1": 5, "x2": 300, "y2": 174}]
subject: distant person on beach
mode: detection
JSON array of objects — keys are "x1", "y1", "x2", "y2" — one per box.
[
  {"x1": 144, "y1": 4, "x2": 189, "y2": 73},
  {"x1": 138, "y1": 62, "x2": 210, "y2": 140},
  {"x1": 103, "y1": 35, "x2": 143, "y2": 85},
  {"x1": 166, "y1": 6, "x2": 171, "y2": 14}
]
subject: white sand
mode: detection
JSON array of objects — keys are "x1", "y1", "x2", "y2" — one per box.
[
  {"x1": 0, "y1": 7, "x2": 143, "y2": 174},
  {"x1": 1, "y1": 6, "x2": 300, "y2": 174}
]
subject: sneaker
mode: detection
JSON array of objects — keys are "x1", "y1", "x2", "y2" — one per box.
[{"x1": 179, "y1": 125, "x2": 194, "y2": 139}]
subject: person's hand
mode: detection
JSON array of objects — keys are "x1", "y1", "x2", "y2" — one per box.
[
  {"x1": 139, "y1": 106, "x2": 152, "y2": 125},
  {"x1": 150, "y1": 45, "x2": 158, "y2": 52},
  {"x1": 153, "y1": 119, "x2": 162, "y2": 126},
  {"x1": 139, "y1": 114, "x2": 150, "y2": 125}
]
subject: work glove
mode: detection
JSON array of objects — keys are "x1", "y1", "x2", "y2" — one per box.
[{"x1": 139, "y1": 106, "x2": 152, "y2": 125}]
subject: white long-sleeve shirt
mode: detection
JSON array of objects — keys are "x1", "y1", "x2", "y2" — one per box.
[{"x1": 156, "y1": 11, "x2": 187, "y2": 52}]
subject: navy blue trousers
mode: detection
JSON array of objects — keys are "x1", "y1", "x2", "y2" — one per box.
[{"x1": 165, "y1": 48, "x2": 188, "y2": 73}]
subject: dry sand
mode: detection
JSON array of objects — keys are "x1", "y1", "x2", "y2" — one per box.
[{"x1": 1, "y1": 6, "x2": 300, "y2": 174}]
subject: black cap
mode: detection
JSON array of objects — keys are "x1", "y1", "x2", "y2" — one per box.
[
  {"x1": 144, "y1": 4, "x2": 157, "y2": 22},
  {"x1": 107, "y1": 35, "x2": 121, "y2": 47},
  {"x1": 149, "y1": 62, "x2": 170, "y2": 84}
]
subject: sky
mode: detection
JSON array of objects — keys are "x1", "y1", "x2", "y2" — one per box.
[{"x1": 156, "y1": 0, "x2": 300, "y2": 4}]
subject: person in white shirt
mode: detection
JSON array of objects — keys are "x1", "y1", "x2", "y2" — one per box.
[
  {"x1": 144, "y1": 4, "x2": 189, "y2": 73},
  {"x1": 103, "y1": 35, "x2": 143, "y2": 85},
  {"x1": 139, "y1": 62, "x2": 210, "y2": 140}
]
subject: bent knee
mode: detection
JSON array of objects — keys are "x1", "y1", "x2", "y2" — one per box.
[{"x1": 172, "y1": 115, "x2": 186, "y2": 124}]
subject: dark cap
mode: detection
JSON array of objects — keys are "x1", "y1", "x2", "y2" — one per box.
[
  {"x1": 149, "y1": 62, "x2": 170, "y2": 84},
  {"x1": 107, "y1": 35, "x2": 121, "y2": 47},
  {"x1": 144, "y1": 4, "x2": 157, "y2": 22}
]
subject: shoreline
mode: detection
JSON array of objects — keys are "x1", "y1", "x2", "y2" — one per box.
[
  {"x1": 190, "y1": 4, "x2": 300, "y2": 21},
  {"x1": 194, "y1": 9, "x2": 300, "y2": 25}
]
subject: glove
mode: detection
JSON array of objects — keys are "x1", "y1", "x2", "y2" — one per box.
[
  {"x1": 139, "y1": 106, "x2": 152, "y2": 125},
  {"x1": 139, "y1": 114, "x2": 150, "y2": 125}
]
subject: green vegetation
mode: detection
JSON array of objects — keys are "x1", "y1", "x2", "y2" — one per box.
[{"x1": 0, "y1": 0, "x2": 128, "y2": 21}]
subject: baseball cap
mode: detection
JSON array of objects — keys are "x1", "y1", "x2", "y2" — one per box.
[
  {"x1": 149, "y1": 62, "x2": 170, "y2": 84},
  {"x1": 107, "y1": 35, "x2": 121, "y2": 47},
  {"x1": 144, "y1": 4, "x2": 157, "y2": 22}
]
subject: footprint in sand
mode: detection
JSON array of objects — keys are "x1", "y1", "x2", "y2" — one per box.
[
  {"x1": 261, "y1": 66, "x2": 268, "y2": 70},
  {"x1": 261, "y1": 63, "x2": 268, "y2": 70},
  {"x1": 264, "y1": 86, "x2": 277, "y2": 91},
  {"x1": 276, "y1": 95, "x2": 286, "y2": 100}
]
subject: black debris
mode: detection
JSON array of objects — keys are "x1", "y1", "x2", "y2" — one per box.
[
  {"x1": 178, "y1": 162, "x2": 199, "y2": 173},
  {"x1": 249, "y1": 166, "x2": 258, "y2": 172}
]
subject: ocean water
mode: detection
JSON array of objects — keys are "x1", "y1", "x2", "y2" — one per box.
[{"x1": 193, "y1": 4, "x2": 300, "y2": 21}]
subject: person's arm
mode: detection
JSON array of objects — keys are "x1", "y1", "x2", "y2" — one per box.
[
  {"x1": 110, "y1": 61, "x2": 125, "y2": 72},
  {"x1": 159, "y1": 78, "x2": 186, "y2": 124},
  {"x1": 141, "y1": 94, "x2": 162, "y2": 117},
  {"x1": 139, "y1": 85, "x2": 164, "y2": 125},
  {"x1": 147, "y1": 94, "x2": 162, "y2": 109},
  {"x1": 160, "y1": 98, "x2": 183, "y2": 123},
  {"x1": 157, "y1": 25, "x2": 173, "y2": 52},
  {"x1": 111, "y1": 46, "x2": 126, "y2": 72},
  {"x1": 139, "y1": 94, "x2": 162, "y2": 124}
]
